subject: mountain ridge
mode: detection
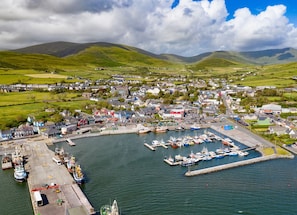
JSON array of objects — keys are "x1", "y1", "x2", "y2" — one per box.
[{"x1": 7, "y1": 41, "x2": 297, "y2": 66}]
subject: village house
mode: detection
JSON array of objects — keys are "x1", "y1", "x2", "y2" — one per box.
[
  {"x1": 162, "y1": 108, "x2": 185, "y2": 119},
  {"x1": 258, "y1": 104, "x2": 282, "y2": 115},
  {"x1": 268, "y1": 125, "x2": 289, "y2": 136}
]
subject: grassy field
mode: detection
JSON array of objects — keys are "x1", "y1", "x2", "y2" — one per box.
[
  {"x1": 0, "y1": 91, "x2": 88, "y2": 129},
  {"x1": 233, "y1": 63, "x2": 297, "y2": 87}
]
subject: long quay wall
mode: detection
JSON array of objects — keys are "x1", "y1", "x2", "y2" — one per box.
[
  {"x1": 185, "y1": 154, "x2": 292, "y2": 177},
  {"x1": 23, "y1": 139, "x2": 95, "y2": 215}
]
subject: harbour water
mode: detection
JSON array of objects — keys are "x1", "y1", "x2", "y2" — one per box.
[{"x1": 1, "y1": 129, "x2": 297, "y2": 215}]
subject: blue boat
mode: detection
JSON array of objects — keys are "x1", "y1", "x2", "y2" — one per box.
[{"x1": 190, "y1": 124, "x2": 200, "y2": 130}]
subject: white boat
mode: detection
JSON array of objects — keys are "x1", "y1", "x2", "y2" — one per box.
[
  {"x1": 14, "y1": 164, "x2": 27, "y2": 182},
  {"x1": 238, "y1": 151, "x2": 249, "y2": 156},
  {"x1": 138, "y1": 128, "x2": 151, "y2": 134},
  {"x1": 155, "y1": 126, "x2": 167, "y2": 133},
  {"x1": 174, "y1": 154, "x2": 184, "y2": 161},
  {"x1": 100, "y1": 199, "x2": 119, "y2": 215},
  {"x1": 190, "y1": 124, "x2": 200, "y2": 130},
  {"x1": 228, "y1": 150, "x2": 238, "y2": 156},
  {"x1": 67, "y1": 156, "x2": 76, "y2": 173}
]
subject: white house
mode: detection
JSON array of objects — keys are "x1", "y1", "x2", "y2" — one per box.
[{"x1": 260, "y1": 104, "x2": 282, "y2": 114}]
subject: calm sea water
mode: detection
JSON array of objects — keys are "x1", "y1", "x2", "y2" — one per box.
[{"x1": 1, "y1": 129, "x2": 297, "y2": 215}]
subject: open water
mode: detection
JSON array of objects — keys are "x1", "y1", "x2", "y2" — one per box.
[{"x1": 1, "y1": 129, "x2": 297, "y2": 215}]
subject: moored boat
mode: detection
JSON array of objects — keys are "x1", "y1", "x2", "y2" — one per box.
[
  {"x1": 100, "y1": 199, "x2": 119, "y2": 215},
  {"x1": 175, "y1": 126, "x2": 185, "y2": 131},
  {"x1": 155, "y1": 126, "x2": 167, "y2": 133},
  {"x1": 14, "y1": 164, "x2": 27, "y2": 182},
  {"x1": 2, "y1": 154, "x2": 13, "y2": 170},
  {"x1": 73, "y1": 164, "x2": 85, "y2": 184},
  {"x1": 190, "y1": 124, "x2": 200, "y2": 130},
  {"x1": 11, "y1": 146, "x2": 24, "y2": 167},
  {"x1": 67, "y1": 156, "x2": 76, "y2": 173},
  {"x1": 138, "y1": 128, "x2": 151, "y2": 134},
  {"x1": 171, "y1": 142, "x2": 180, "y2": 149}
]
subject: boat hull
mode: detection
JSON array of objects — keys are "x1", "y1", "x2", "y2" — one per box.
[
  {"x1": 14, "y1": 165, "x2": 27, "y2": 182},
  {"x1": 73, "y1": 165, "x2": 85, "y2": 184},
  {"x1": 2, "y1": 155, "x2": 13, "y2": 170}
]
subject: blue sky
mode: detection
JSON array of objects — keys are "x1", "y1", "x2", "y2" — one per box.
[
  {"x1": 173, "y1": 0, "x2": 297, "y2": 23},
  {"x1": 225, "y1": 0, "x2": 297, "y2": 22},
  {"x1": 0, "y1": 0, "x2": 296, "y2": 56}
]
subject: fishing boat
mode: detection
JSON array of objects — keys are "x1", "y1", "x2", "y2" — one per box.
[
  {"x1": 171, "y1": 142, "x2": 180, "y2": 149},
  {"x1": 14, "y1": 164, "x2": 27, "y2": 182},
  {"x1": 190, "y1": 124, "x2": 200, "y2": 130},
  {"x1": 73, "y1": 164, "x2": 85, "y2": 184},
  {"x1": 11, "y1": 146, "x2": 24, "y2": 166},
  {"x1": 154, "y1": 126, "x2": 167, "y2": 133},
  {"x1": 175, "y1": 126, "x2": 185, "y2": 131},
  {"x1": 2, "y1": 153, "x2": 13, "y2": 170},
  {"x1": 138, "y1": 128, "x2": 151, "y2": 134},
  {"x1": 222, "y1": 138, "x2": 234, "y2": 147},
  {"x1": 100, "y1": 199, "x2": 119, "y2": 215},
  {"x1": 66, "y1": 156, "x2": 76, "y2": 173}
]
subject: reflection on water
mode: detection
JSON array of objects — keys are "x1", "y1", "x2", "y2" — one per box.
[{"x1": 1, "y1": 129, "x2": 297, "y2": 215}]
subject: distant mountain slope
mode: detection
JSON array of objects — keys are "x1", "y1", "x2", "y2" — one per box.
[
  {"x1": 11, "y1": 41, "x2": 297, "y2": 66},
  {"x1": 13, "y1": 41, "x2": 131, "y2": 57},
  {"x1": 12, "y1": 41, "x2": 173, "y2": 67},
  {"x1": 239, "y1": 48, "x2": 297, "y2": 64}
]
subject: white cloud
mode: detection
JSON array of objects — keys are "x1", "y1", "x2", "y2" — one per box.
[
  {"x1": 218, "y1": 5, "x2": 293, "y2": 51},
  {"x1": 0, "y1": 0, "x2": 296, "y2": 56}
]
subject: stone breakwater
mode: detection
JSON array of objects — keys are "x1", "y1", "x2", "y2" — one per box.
[{"x1": 185, "y1": 154, "x2": 294, "y2": 177}]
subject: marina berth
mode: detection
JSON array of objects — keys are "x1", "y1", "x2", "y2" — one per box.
[
  {"x1": 163, "y1": 156, "x2": 181, "y2": 166},
  {"x1": 144, "y1": 143, "x2": 156, "y2": 151}
]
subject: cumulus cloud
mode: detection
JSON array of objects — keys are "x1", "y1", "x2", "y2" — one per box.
[{"x1": 0, "y1": 0, "x2": 296, "y2": 56}]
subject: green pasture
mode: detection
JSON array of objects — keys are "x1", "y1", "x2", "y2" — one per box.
[
  {"x1": 0, "y1": 91, "x2": 90, "y2": 129},
  {"x1": 0, "y1": 69, "x2": 83, "y2": 84},
  {"x1": 233, "y1": 63, "x2": 297, "y2": 87},
  {"x1": 0, "y1": 91, "x2": 81, "y2": 106}
]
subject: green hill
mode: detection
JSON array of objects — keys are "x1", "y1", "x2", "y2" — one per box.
[{"x1": 11, "y1": 41, "x2": 297, "y2": 66}]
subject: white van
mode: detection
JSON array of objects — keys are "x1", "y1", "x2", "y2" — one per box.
[
  {"x1": 33, "y1": 191, "x2": 43, "y2": 207},
  {"x1": 52, "y1": 156, "x2": 62, "y2": 165}
]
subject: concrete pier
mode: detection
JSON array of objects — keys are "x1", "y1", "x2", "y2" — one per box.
[
  {"x1": 185, "y1": 154, "x2": 292, "y2": 176},
  {"x1": 23, "y1": 138, "x2": 95, "y2": 215},
  {"x1": 144, "y1": 143, "x2": 156, "y2": 151}
]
